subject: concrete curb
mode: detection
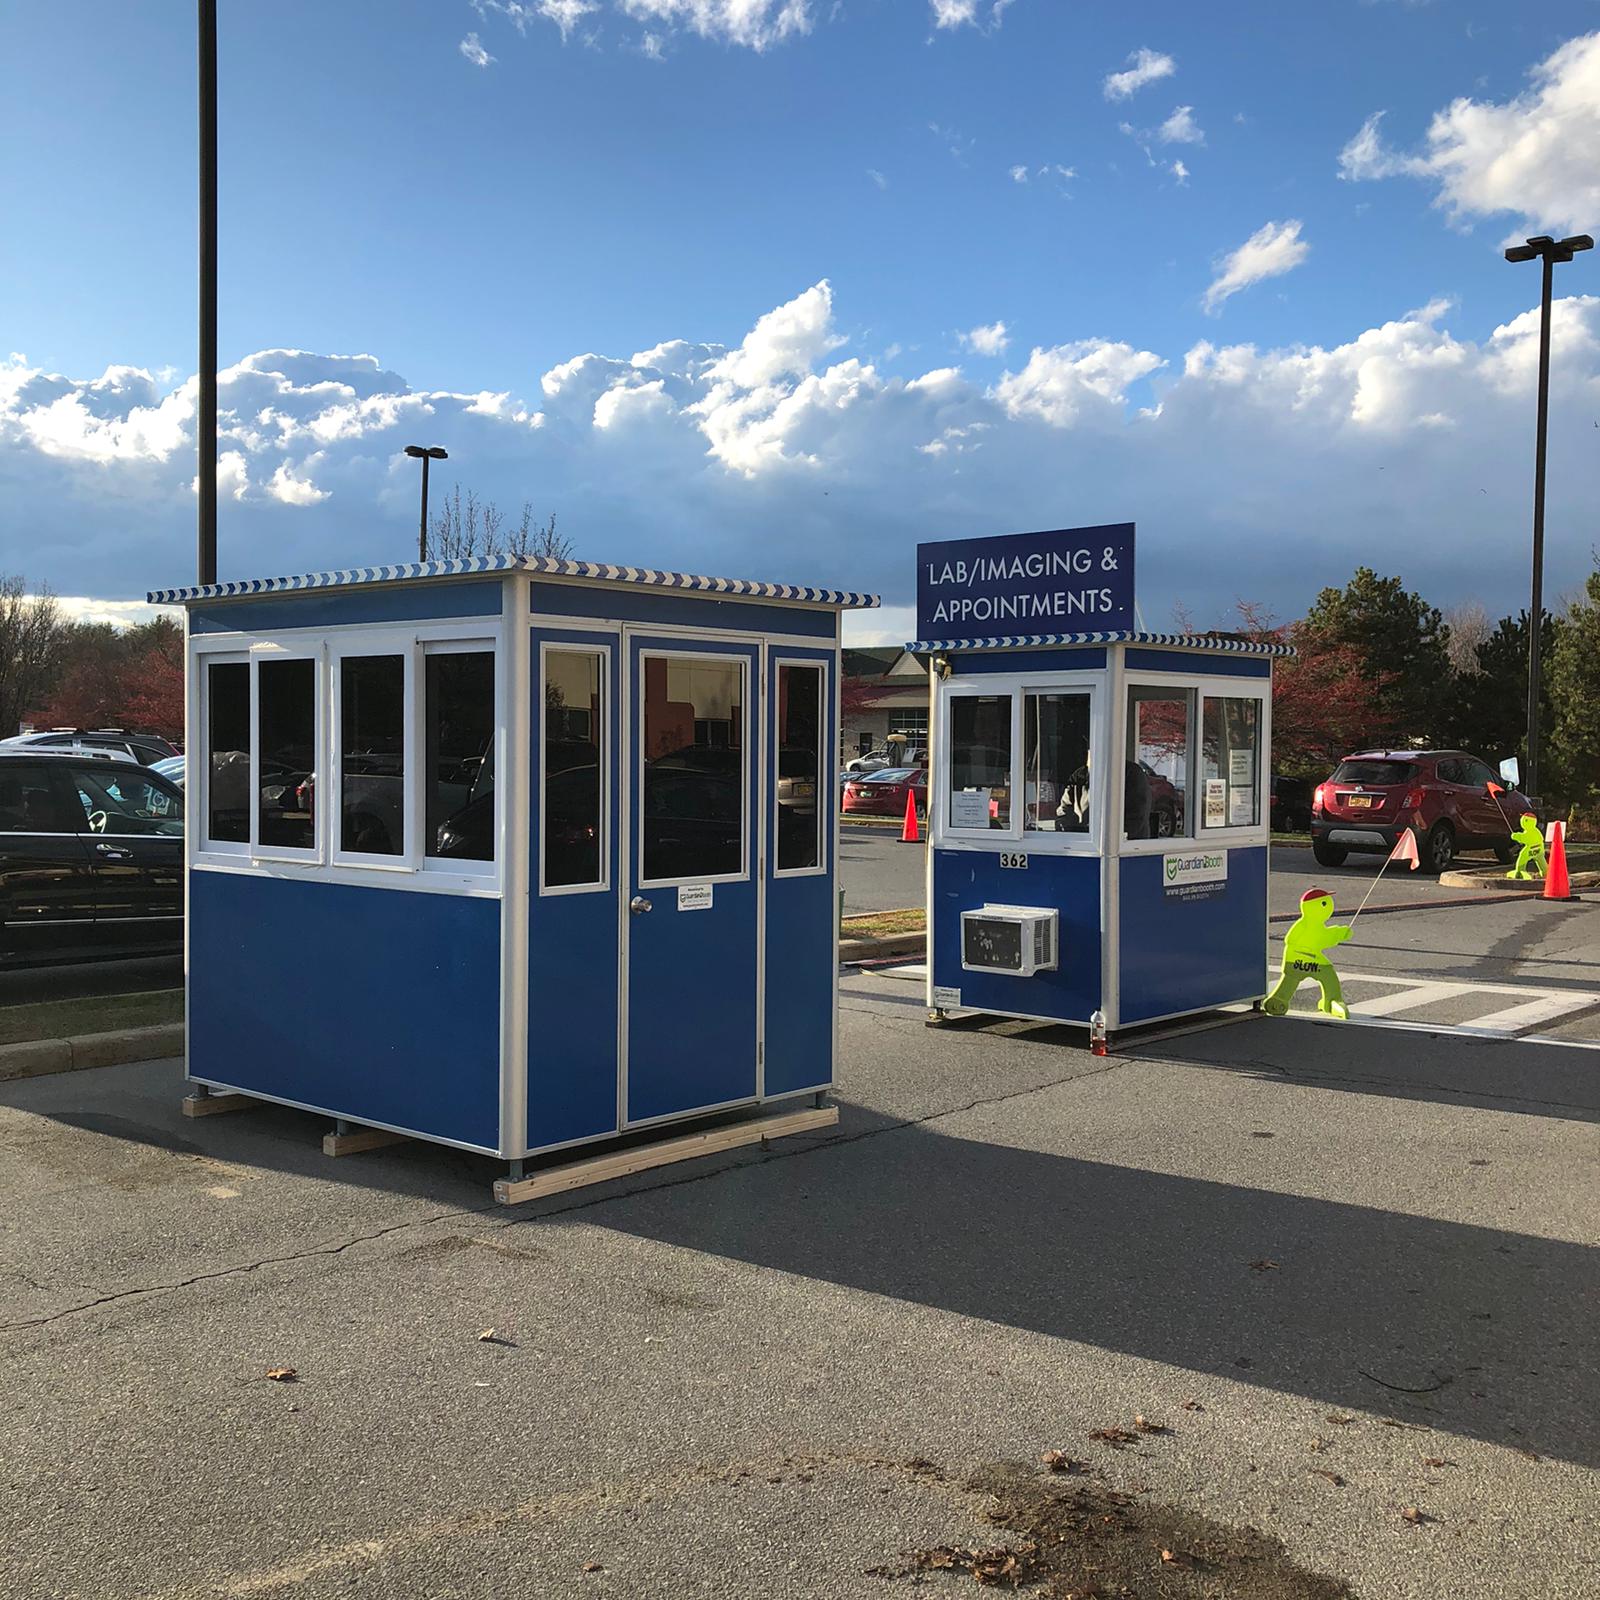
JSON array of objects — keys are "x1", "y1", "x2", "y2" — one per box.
[
  {"x1": 1439, "y1": 865, "x2": 1598, "y2": 894},
  {"x1": 0, "y1": 1023, "x2": 184, "y2": 1084},
  {"x1": 840, "y1": 930, "x2": 926, "y2": 962}
]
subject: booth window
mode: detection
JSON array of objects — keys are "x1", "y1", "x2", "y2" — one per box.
[
  {"x1": 1024, "y1": 691, "x2": 1091, "y2": 834},
  {"x1": 641, "y1": 654, "x2": 744, "y2": 883},
  {"x1": 776, "y1": 663, "x2": 822, "y2": 872},
  {"x1": 206, "y1": 660, "x2": 249, "y2": 845},
  {"x1": 424, "y1": 649, "x2": 495, "y2": 864},
  {"x1": 948, "y1": 694, "x2": 1011, "y2": 830},
  {"x1": 339, "y1": 655, "x2": 405, "y2": 857},
  {"x1": 258, "y1": 658, "x2": 317, "y2": 851},
  {"x1": 1202, "y1": 695, "x2": 1261, "y2": 829},
  {"x1": 544, "y1": 648, "x2": 604, "y2": 888},
  {"x1": 1125, "y1": 686, "x2": 1192, "y2": 840}
]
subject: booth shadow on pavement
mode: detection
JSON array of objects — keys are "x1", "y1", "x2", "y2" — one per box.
[{"x1": 5, "y1": 1016, "x2": 1595, "y2": 1471}]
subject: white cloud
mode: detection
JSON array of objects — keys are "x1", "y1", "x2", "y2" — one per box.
[
  {"x1": 1202, "y1": 220, "x2": 1310, "y2": 314},
  {"x1": 1009, "y1": 164, "x2": 1028, "y2": 183},
  {"x1": 1103, "y1": 47, "x2": 1175, "y2": 101},
  {"x1": 640, "y1": 30, "x2": 665, "y2": 58},
  {"x1": 50, "y1": 596, "x2": 175, "y2": 629},
  {"x1": 1157, "y1": 104, "x2": 1203, "y2": 145},
  {"x1": 1171, "y1": 159, "x2": 1190, "y2": 185},
  {"x1": 458, "y1": 32, "x2": 495, "y2": 67},
  {"x1": 475, "y1": 0, "x2": 602, "y2": 43},
  {"x1": 614, "y1": 0, "x2": 810, "y2": 51},
  {"x1": 959, "y1": 321, "x2": 1010, "y2": 356},
  {"x1": 1338, "y1": 31, "x2": 1600, "y2": 235},
  {"x1": 8, "y1": 288, "x2": 1600, "y2": 633},
  {"x1": 867, "y1": 168, "x2": 888, "y2": 190},
  {"x1": 928, "y1": 0, "x2": 1012, "y2": 30}
]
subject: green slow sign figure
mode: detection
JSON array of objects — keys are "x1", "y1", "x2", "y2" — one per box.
[
  {"x1": 1507, "y1": 814, "x2": 1547, "y2": 881},
  {"x1": 1263, "y1": 887, "x2": 1350, "y2": 1020}
]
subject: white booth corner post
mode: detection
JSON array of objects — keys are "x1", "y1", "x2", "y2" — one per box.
[
  {"x1": 153, "y1": 557, "x2": 879, "y2": 1199},
  {"x1": 915, "y1": 524, "x2": 1289, "y2": 1045}
]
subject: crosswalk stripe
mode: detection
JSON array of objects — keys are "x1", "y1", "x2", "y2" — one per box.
[
  {"x1": 1346, "y1": 981, "x2": 1464, "y2": 1017},
  {"x1": 1460, "y1": 992, "x2": 1600, "y2": 1035}
]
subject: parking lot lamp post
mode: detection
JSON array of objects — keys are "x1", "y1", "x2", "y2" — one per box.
[
  {"x1": 1503, "y1": 233, "x2": 1593, "y2": 801},
  {"x1": 404, "y1": 445, "x2": 449, "y2": 563}
]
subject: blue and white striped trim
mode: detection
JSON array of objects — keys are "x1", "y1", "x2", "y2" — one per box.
[
  {"x1": 905, "y1": 630, "x2": 1296, "y2": 657},
  {"x1": 149, "y1": 554, "x2": 880, "y2": 609}
]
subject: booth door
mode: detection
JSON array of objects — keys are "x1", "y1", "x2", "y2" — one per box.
[{"x1": 625, "y1": 633, "x2": 761, "y2": 1124}]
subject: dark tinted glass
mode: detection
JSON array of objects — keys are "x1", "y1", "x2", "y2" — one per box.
[
  {"x1": 544, "y1": 649, "x2": 602, "y2": 887},
  {"x1": 258, "y1": 659, "x2": 316, "y2": 850},
  {"x1": 641, "y1": 655, "x2": 743, "y2": 881},
  {"x1": 776, "y1": 664, "x2": 821, "y2": 871},
  {"x1": 1332, "y1": 760, "x2": 1414, "y2": 786},
  {"x1": 948, "y1": 695, "x2": 1011, "y2": 829},
  {"x1": 340, "y1": 655, "x2": 404, "y2": 856},
  {"x1": 206, "y1": 661, "x2": 249, "y2": 844},
  {"x1": 71, "y1": 768, "x2": 183, "y2": 837},
  {"x1": 0, "y1": 763, "x2": 76, "y2": 833},
  {"x1": 426, "y1": 651, "x2": 495, "y2": 861}
]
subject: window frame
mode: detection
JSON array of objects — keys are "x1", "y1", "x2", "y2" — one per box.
[
  {"x1": 636, "y1": 647, "x2": 751, "y2": 892},
  {"x1": 418, "y1": 636, "x2": 500, "y2": 878},
  {"x1": 250, "y1": 641, "x2": 325, "y2": 866},
  {"x1": 935, "y1": 670, "x2": 1103, "y2": 855},
  {"x1": 330, "y1": 634, "x2": 416, "y2": 872},
  {"x1": 538, "y1": 639, "x2": 610, "y2": 897},
  {"x1": 1197, "y1": 689, "x2": 1268, "y2": 837},
  {"x1": 772, "y1": 656, "x2": 828, "y2": 880},
  {"x1": 199, "y1": 652, "x2": 251, "y2": 857}
]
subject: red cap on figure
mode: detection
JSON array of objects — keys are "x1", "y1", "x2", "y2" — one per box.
[{"x1": 1301, "y1": 887, "x2": 1329, "y2": 903}]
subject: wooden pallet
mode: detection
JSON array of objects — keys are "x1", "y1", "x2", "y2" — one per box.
[
  {"x1": 181, "y1": 1089, "x2": 253, "y2": 1118},
  {"x1": 492, "y1": 1104, "x2": 839, "y2": 1206},
  {"x1": 322, "y1": 1125, "x2": 410, "y2": 1157}
]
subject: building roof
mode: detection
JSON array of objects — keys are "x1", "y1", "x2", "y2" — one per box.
[
  {"x1": 903, "y1": 629, "x2": 1295, "y2": 657},
  {"x1": 149, "y1": 554, "x2": 880, "y2": 610}
]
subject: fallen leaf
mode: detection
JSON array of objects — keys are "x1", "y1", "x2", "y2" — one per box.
[
  {"x1": 1040, "y1": 1451, "x2": 1091, "y2": 1474},
  {"x1": 1181, "y1": 1398, "x2": 1204, "y2": 1412},
  {"x1": 1311, "y1": 1469, "x2": 1346, "y2": 1486},
  {"x1": 1400, "y1": 1506, "x2": 1434, "y2": 1525},
  {"x1": 1420, "y1": 1457, "x2": 1456, "y2": 1469},
  {"x1": 1088, "y1": 1426, "x2": 1137, "y2": 1448},
  {"x1": 1133, "y1": 1415, "x2": 1168, "y2": 1434},
  {"x1": 264, "y1": 1367, "x2": 297, "y2": 1383},
  {"x1": 581, "y1": 1562, "x2": 603, "y2": 1573},
  {"x1": 1159, "y1": 1547, "x2": 1191, "y2": 1566},
  {"x1": 1308, "y1": 1437, "x2": 1328, "y2": 1453},
  {"x1": 1325, "y1": 1414, "x2": 1355, "y2": 1426},
  {"x1": 1248, "y1": 1258, "x2": 1280, "y2": 1272}
]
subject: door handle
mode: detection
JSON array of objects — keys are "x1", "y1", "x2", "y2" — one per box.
[
  {"x1": 629, "y1": 896, "x2": 652, "y2": 915},
  {"x1": 94, "y1": 843, "x2": 132, "y2": 860}
]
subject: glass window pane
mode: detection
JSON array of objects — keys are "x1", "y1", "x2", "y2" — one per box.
[
  {"x1": 206, "y1": 660, "x2": 249, "y2": 844},
  {"x1": 777, "y1": 664, "x2": 822, "y2": 871},
  {"x1": 642, "y1": 655, "x2": 744, "y2": 881},
  {"x1": 0, "y1": 763, "x2": 78, "y2": 834},
  {"x1": 70, "y1": 768, "x2": 184, "y2": 836},
  {"x1": 948, "y1": 695, "x2": 1011, "y2": 829},
  {"x1": 1126, "y1": 687, "x2": 1191, "y2": 839},
  {"x1": 340, "y1": 655, "x2": 405, "y2": 856},
  {"x1": 426, "y1": 651, "x2": 495, "y2": 862},
  {"x1": 258, "y1": 658, "x2": 316, "y2": 850},
  {"x1": 544, "y1": 649, "x2": 603, "y2": 887},
  {"x1": 1024, "y1": 692, "x2": 1091, "y2": 833},
  {"x1": 1203, "y1": 696, "x2": 1261, "y2": 828}
]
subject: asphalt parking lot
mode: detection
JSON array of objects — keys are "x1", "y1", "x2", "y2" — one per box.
[{"x1": 2, "y1": 946, "x2": 1597, "y2": 1598}]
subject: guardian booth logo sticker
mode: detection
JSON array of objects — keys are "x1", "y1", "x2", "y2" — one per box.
[
  {"x1": 1163, "y1": 850, "x2": 1229, "y2": 901},
  {"x1": 915, "y1": 524, "x2": 1135, "y2": 636}
]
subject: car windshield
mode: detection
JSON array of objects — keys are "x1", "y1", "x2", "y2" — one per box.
[
  {"x1": 866, "y1": 768, "x2": 914, "y2": 783},
  {"x1": 1331, "y1": 760, "x2": 1415, "y2": 786}
]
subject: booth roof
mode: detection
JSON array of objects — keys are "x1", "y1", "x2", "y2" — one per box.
[
  {"x1": 148, "y1": 554, "x2": 880, "y2": 610},
  {"x1": 904, "y1": 629, "x2": 1296, "y2": 657}
]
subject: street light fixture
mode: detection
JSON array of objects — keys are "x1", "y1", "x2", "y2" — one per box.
[
  {"x1": 1502, "y1": 232, "x2": 1593, "y2": 803},
  {"x1": 404, "y1": 445, "x2": 449, "y2": 562}
]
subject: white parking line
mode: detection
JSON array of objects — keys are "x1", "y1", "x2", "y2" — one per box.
[
  {"x1": 1463, "y1": 991, "x2": 1600, "y2": 1035},
  {"x1": 1345, "y1": 980, "x2": 1464, "y2": 1017}
]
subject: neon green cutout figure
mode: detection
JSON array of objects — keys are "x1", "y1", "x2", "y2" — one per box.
[
  {"x1": 1263, "y1": 887, "x2": 1350, "y2": 1020},
  {"x1": 1507, "y1": 814, "x2": 1547, "y2": 880}
]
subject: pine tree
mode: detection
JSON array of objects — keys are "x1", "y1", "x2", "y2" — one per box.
[{"x1": 1546, "y1": 568, "x2": 1600, "y2": 811}]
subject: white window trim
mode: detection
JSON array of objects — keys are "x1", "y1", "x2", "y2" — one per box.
[
  {"x1": 935, "y1": 671, "x2": 1103, "y2": 856},
  {"x1": 1198, "y1": 685, "x2": 1271, "y2": 839},
  {"x1": 636, "y1": 647, "x2": 752, "y2": 891},
  {"x1": 772, "y1": 655, "x2": 828, "y2": 880},
  {"x1": 419, "y1": 637, "x2": 500, "y2": 880},
  {"x1": 538, "y1": 639, "x2": 611, "y2": 897},
  {"x1": 198, "y1": 651, "x2": 249, "y2": 857},
  {"x1": 251, "y1": 641, "x2": 325, "y2": 867},
  {"x1": 330, "y1": 634, "x2": 415, "y2": 872}
]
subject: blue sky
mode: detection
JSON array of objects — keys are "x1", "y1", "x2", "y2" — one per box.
[{"x1": 3, "y1": 1, "x2": 1599, "y2": 640}]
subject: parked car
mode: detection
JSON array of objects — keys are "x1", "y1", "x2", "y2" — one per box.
[
  {"x1": 2, "y1": 728, "x2": 180, "y2": 766},
  {"x1": 1310, "y1": 749, "x2": 1532, "y2": 873},
  {"x1": 152, "y1": 754, "x2": 186, "y2": 787},
  {"x1": 842, "y1": 767, "x2": 927, "y2": 818},
  {"x1": 1140, "y1": 760, "x2": 1184, "y2": 838},
  {"x1": 0, "y1": 749, "x2": 183, "y2": 965},
  {"x1": 776, "y1": 747, "x2": 818, "y2": 814},
  {"x1": 1270, "y1": 775, "x2": 1313, "y2": 833},
  {"x1": 845, "y1": 748, "x2": 894, "y2": 774}
]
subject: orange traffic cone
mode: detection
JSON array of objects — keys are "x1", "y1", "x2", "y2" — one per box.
[
  {"x1": 1544, "y1": 820, "x2": 1575, "y2": 900},
  {"x1": 899, "y1": 788, "x2": 921, "y2": 844}
]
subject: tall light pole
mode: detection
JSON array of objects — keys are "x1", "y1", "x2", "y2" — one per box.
[
  {"x1": 404, "y1": 445, "x2": 448, "y2": 562},
  {"x1": 198, "y1": 0, "x2": 217, "y2": 585},
  {"x1": 1503, "y1": 232, "x2": 1593, "y2": 802}
]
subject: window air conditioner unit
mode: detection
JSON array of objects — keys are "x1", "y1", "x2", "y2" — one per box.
[{"x1": 960, "y1": 905, "x2": 1059, "y2": 977}]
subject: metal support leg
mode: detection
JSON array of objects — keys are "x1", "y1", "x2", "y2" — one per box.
[
  {"x1": 507, "y1": 1160, "x2": 525, "y2": 1183},
  {"x1": 190, "y1": 1083, "x2": 211, "y2": 1100},
  {"x1": 813, "y1": 1091, "x2": 826, "y2": 1109},
  {"x1": 336, "y1": 1119, "x2": 351, "y2": 1136}
]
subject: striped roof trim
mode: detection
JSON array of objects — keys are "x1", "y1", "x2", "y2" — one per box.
[
  {"x1": 905, "y1": 630, "x2": 1296, "y2": 657},
  {"x1": 149, "y1": 554, "x2": 880, "y2": 609}
]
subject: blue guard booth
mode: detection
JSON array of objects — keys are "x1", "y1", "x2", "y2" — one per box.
[
  {"x1": 912, "y1": 524, "x2": 1293, "y2": 1039},
  {"x1": 150, "y1": 555, "x2": 878, "y2": 1195}
]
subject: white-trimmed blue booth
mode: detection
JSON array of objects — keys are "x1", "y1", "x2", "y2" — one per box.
[
  {"x1": 915, "y1": 629, "x2": 1295, "y2": 1037},
  {"x1": 152, "y1": 556, "x2": 878, "y2": 1182}
]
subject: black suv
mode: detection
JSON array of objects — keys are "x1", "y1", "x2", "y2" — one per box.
[
  {"x1": 1, "y1": 728, "x2": 181, "y2": 766},
  {"x1": 0, "y1": 750, "x2": 184, "y2": 965}
]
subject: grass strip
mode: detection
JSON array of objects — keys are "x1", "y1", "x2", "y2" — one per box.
[{"x1": 0, "y1": 988, "x2": 183, "y2": 1046}]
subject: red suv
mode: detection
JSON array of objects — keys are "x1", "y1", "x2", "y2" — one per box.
[{"x1": 1311, "y1": 750, "x2": 1532, "y2": 873}]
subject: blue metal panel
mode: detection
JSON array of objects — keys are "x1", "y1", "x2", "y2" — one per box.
[
  {"x1": 951, "y1": 648, "x2": 1106, "y2": 675},
  {"x1": 189, "y1": 871, "x2": 503, "y2": 1149},
  {"x1": 531, "y1": 582, "x2": 835, "y2": 639},
  {"x1": 763, "y1": 646, "x2": 836, "y2": 1097},
  {"x1": 931, "y1": 848, "x2": 1102, "y2": 1023},
  {"x1": 190, "y1": 580, "x2": 503, "y2": 634},
  {"x1": 1123, "y1": 648, "x2": 1271, "y2": 679},
  {"x1": 1117, "y1": 847, "x2": 1268, "y2": 1023},
  {"x1": 626, "y1": 635, "x2": 761, "y2": 1123},
  {"x1": 528, "y1": 628, "x2": 622, "y2": 1149}
]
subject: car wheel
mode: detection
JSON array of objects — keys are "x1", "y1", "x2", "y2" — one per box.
[
  {"x1": 1151, "y1": 803, "x2": 1175, "y2": 839},
  {"x1": 1423, "y1": 822, "x2": 1456, "y2": 875},
  {"x1": 1312, "y1": 838, "x2": 1347, "y2": 868},
  {"x1": 1492, "y1": 839, "x2": 1516, "y2": 865}
]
